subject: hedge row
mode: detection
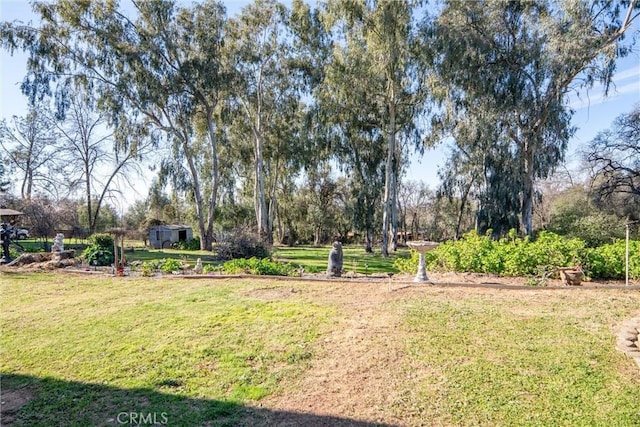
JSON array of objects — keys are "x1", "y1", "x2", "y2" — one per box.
[{"x1": 394, "y1": 230, "x2": 640, "y2": 280}]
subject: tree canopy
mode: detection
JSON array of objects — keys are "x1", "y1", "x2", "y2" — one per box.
[{"x1": 1, "y1": 0, "x2": 638, "y2": 248}]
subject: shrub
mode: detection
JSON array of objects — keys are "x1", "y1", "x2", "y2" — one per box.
[
  {"x1": 82, "y1": 233, "x2": 115, "y2": 266},
  {"x1": 203, "y1": 264, "x2": 222, "y2": 274},
  {"x1": 160, "y1": 258, "x2": 183, "y2": 273},
  {"x1": 393, "y1": 230, "x2": 638, "y2": 281},
  {"x1": 585, "y1": 240, "x2": 640, "y2": 280},
  {"x1": 140, "y1": 261, "x2": 156, "y2": 277},
  {"x1": 221, "y1": 257, "x2": 296, "y2": 276},
  {"x1": 501, "y1": 231, "x2": 585, "y2": 276},
  {"x1": 214, "y1": 230, "x2": 270, "y2": 260},
  {"x1": 393, "y1": 251, "x2": 419, "y2": 274},
  {"x1": 172, "y1": 237, "x2": 201, "y2": 251}
]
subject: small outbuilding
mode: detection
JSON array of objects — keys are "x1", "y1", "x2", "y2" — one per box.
[{"x1": 149, "y1": 225, "x2": 193, "y2": 249}]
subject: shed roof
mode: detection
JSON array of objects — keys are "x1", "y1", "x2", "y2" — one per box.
[
  {"x1": 0, "y1": 208, "x2": 24, "y2": 216},
  {"x1": 151, "y1": 224, "x2": 192, "y2": 230}
]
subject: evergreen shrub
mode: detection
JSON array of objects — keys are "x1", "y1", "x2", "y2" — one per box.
[{"x1": 393, "y1": 230, "x2": 639, "y2": 280}]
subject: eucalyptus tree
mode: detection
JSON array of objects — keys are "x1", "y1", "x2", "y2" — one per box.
[
  {"x1": 434, "y1": 114, "x2": 524, "y2": 237},
  {"x1": 316, "y1": 31, "x2": 386, "y2": 252},
  {"x1": 0, "y1": 103, "x2": 60, "y2": 201},
  {"x1": 225, "y1": 0, "x2": 304, "y2": 244},
  {"x1": 431, "y1": 0, "x2": 639, "y2": 236},
  {"x1": 437, "y1": 149, "x2": 481, "y2": 239},
  {"x1": 322, "y1": 0, "x2": 427, "y2": 256},
  {"x1": 1, "y1": 0, "x2": 229, "y2": 249}
]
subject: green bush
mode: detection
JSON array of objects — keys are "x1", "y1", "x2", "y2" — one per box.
[
  {"x1": 82, "y1": 233, "x2": 115, "y2": 266},
  {"x1": 501, "y1": 231, "x2": 585, "y2": 276},
  {"x1": 393, "y1": 230, "x2": 639, "y2": 281},
  {"x1": 203, "y1": 264, "x2": 222, "y2": 274},
  {"x1": 221, "y1": 257, "x2": 296, "y2": 276},
  {"x1": 140, "y1": 261, "x2": 159, "y2": 276},
  {"x1": 88, "y1": 233, "x2": 114, "y2": 249},
  {"x1": 585, "y1": 241, "x2": 640, "y2": 280},
  {"x1": 172, "y1": 237, "x2": 201, "y2": 251},
  {"x1": 160, "y1": 258, "x2": 183, "y2": 273}
]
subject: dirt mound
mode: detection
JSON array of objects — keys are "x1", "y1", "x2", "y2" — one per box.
[
  {"x1": 7, "y1": 252, "x2": 53, "y2": 266},
  {"x1": 1, "y1": 252, "x2": 78, "y2": 272}
]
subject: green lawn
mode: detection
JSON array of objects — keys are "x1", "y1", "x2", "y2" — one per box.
[
  {"x1": 1, "y1": 273, "x2": 333, "y2": 426},
  {"x1": 398, "y1": 292, "x2": 640, "y2": 425},
  {"x1": 272, "y1": 244, "x2": 409, "y2": 274},
  {"x1": 14, "y1": 239, "x2": 409, "y2": 275},
  {"x1": 2, "y1": 273, "x2": 639, "y2": 426}
]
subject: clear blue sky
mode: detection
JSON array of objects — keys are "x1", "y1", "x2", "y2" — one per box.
[{"x1": 1, "y1": 0, "x2": 639, "y2": 202}]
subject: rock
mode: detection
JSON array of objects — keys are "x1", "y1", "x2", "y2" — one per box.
[{"x1": 617, "y1": 339, "x2": 636, "y2": 349}]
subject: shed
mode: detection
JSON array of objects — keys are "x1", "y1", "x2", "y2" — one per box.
[{"x1": 149, "y1": 225, "x2": 193, "y2": 249}]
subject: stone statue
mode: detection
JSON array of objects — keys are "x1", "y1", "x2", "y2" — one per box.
[
  {"x1": 326, "y1": 241, "x2": 343, "y2": 277},
  {"x1": 194, "y1": 258, "x2": 203, "y2": 274},
  {"x1": 52, "y1": 233, "x2": 65, "y2": 252}
]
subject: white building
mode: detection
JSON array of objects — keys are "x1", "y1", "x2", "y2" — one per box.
[{"x1": 149, "y1": 225, "x2": 193, "y2": 249}]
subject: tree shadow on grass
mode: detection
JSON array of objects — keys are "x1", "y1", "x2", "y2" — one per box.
[{"x1": 1, "y1": 373, "x2": 397, "y2": 427}]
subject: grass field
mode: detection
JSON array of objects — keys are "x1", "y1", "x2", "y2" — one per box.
[
  {"x1": 0, "y1": 273, "x2": 333, "y2": 425},
  {"x1": 272, "y1": 245, "x2": 407, "y2": 274},
  {"x1": 1, "y1": 272, "x2": 639, "y2": 426},
  {"x1": 14, "y1": 239, "x2": 409, "y2": 274}
]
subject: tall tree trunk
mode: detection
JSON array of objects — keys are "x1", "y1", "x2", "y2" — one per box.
[
  {"x1": 254, "y1": 133, "x2": 271, "y2": 244},
  {"x1": 382, "y1": 101, "x2": 397, "y2": 257},
  {"x1": 203, "y1": 115, "x2": 218, "y2": 251},
  {"x1": 267, "y1": 158, "x2": 279, "y2": 243},
  {"x1": 455, "y1": 177, "x2": 474, "y2": 240},
  {"x1": 411, "y1": 211, "x2": 418, "y2": 241},
  {"x1": 184, "y1": 139, "x2": 208, "y2": 250},
  {"x1": 85, "y1": 161, "x2": 93, "y2": 234},
  {"x1": 522, "y1": 141, "x2": 535, "y2": 236},
  {"x1": 391, "y1": 156, "x2": 398, "y2": 251},
  {"x1": 22, "y1": 168, "x2": 33, "y2": 202},
  {"x1": 382, "y1": 173, "x2": 392, "y2": 256},
  {"x1": 365, "y1": 204, "x2": 374, "y2": 253}
]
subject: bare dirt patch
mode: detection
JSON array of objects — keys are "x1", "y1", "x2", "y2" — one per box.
[
  {"x1": 246, "y1": 282, "x2": 410, "y2": 425},
  {"x1": 240, "y1": 279, "x2": 639, "y2": 426},
  {"x1": 0, "y1": 386, "x2": 35, "y2": 426}
]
